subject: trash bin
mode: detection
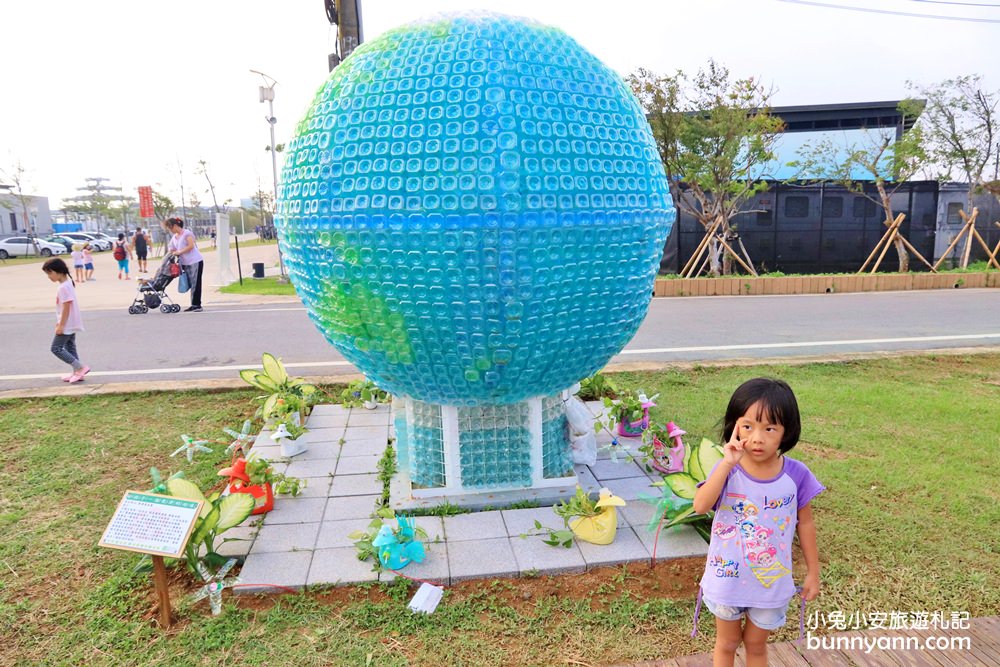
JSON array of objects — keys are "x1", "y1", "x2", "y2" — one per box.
[{"x1": 252, "y1": 262, "x2": 265, "y2": 279}]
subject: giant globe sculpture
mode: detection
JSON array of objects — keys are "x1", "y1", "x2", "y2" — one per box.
[{"x1": 277, "y1": 12, "x2": 675, "y2": 505}]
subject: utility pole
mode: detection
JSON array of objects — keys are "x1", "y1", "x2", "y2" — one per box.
[
  {"x1": 325, "y1": 0, "x2": 364, "y2": 72},
  {"x1": 250, "y1": 69, "x2": 287, "y2": 279}
]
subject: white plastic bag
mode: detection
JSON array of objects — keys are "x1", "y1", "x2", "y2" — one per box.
[{"x1": 565, "y1": 396, "x2": 597, "y2": 465}]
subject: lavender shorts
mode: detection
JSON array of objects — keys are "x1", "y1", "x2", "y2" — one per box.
[{"x1": 703, "y1": 597, "x2": 787, "y2": 631}]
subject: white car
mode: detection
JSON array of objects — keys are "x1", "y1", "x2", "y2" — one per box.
[
  {"x1": 0, "y1": 236, "x2": 69, "y2": 258},
  {"x1": 56, "y1": 232, "x2": 112, "y2": 251}
]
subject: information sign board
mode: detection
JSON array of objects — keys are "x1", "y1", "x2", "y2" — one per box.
[{"x1": 99, "y1": 491, "x2": 202, "y2": 559}]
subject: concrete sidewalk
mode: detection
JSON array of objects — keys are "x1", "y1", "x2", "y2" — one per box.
[{"x1": 0, "y1": 234, "x2": 299, "y2": 314}]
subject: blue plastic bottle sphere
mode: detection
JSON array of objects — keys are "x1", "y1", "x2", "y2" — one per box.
[{"x1": 277, "y1": 11, "x2": 675, "y2": 405}]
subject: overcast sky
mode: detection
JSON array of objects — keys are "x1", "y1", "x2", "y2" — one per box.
[{"x1": 2, "y1": 0, "x2": 998, "y2": 209}]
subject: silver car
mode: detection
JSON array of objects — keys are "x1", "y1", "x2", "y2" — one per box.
[{"x1": 0, "y1": 236, "x2": 69, "y2": 258}]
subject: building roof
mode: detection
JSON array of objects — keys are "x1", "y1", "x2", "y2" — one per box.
[{"x1": 770, "y1": 100, "x2": 924, "y2": 133}]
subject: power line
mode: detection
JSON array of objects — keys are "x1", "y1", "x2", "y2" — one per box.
[
  {"x1": 776, "y1": 0, "x2": 1000, "y2": 21},
  {"x1": 908, "y1": 0, "x2": 1000, "y2": 7}
]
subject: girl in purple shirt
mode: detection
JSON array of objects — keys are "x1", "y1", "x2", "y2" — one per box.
[{"x1": 693, "y1": 378, "x2": 824, "y2": 667}]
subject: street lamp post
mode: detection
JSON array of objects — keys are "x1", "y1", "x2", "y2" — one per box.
[{"x1": 250, "y1": 69, "x2": 286, "y2": 279}]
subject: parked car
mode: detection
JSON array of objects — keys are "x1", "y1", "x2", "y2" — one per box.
[
  {"x1": 0, "y1": 236, "x2": 69, "y2": 258},
  {"x1": 56, "y1": 232, "x2": 111, "y2": 251},
  {"x1": 44, "y1": 235, "x2": 74, "y2": 251}
]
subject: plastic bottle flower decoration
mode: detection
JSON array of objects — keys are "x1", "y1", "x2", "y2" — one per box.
[
  {"x1": 222, "y1": 420, "x2": 256, "y2": 456},
  {"x1": 171, "y1": 434, "x2": 213, "y2": 463},
  {"x1": 188, "y1": 558, "x2": 240, "y2": 615},
  {"x1": 372, "y1": 516, "x2": 427, "y2": 570}
]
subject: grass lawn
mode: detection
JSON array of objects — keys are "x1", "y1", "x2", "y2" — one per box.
[
  {"x1": 1, "y1": 354, "x2": 998, "y2": 666},
  {"x1": 218, "y1": 275, "x2": 297, "y2": 296}
]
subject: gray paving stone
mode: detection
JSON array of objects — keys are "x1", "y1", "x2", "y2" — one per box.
[
  {"x1": 343, "y1": 425, "x2": 391, "y2": 441},
  {"x1": 334, "y1": 454, "x2": 380, "y2": 475},
  {"x1": 288, "y1": 441, "x2": 342, "y2": 461},
  {"x1": 603, "y1": 475, "x2": 658, "y2": 502},
  {"x1": 443, "y1": 511, "x2": 506, "y2": 542},
  {"x1": 286, "y1": 476, "x2": 331, "y2": 499},
  {"x1": 415, "y1": 516, "x2": 445, "y2": 542},
  {"x1": 284, "y1": 457, "x2": 338, "y2": 479},
  {"x1": 248, "y1": 522, "x2": 320, "y2": 554},
  {"x1": 315, "y1": 517, "x2": 376, "y2": 550},
  {"x1": 589, "y1": 459, "x2": 650, "y2": 482},
  {"x1": 329, "y1": 473, "x2": 383, "y2": 497},
  {"x1": 324, "y1": 494, "x2": 380, "y2": 519},
  {"x1": 574, "y1": 466, "x2": 601, "y2": 493},
  {"x1": 448, "y1": 537, "x2": 518, "y2": 582},
  {"x1": 347, "y1": 409, "x2": 392, "y2": 427},
  {"x1": 262, "y1": 497, "x2": 328, "y2": 525},
  {"x1": 305, "y1": 413, "x2": 349, "y2": 429},
  {"x1": 576, "y1": 527, "x2": 651, "y2": 569},
  {"x1": 510, "y1": 535, "x2": 586, "y2": 576},
  {"x1": 338, "y1": 437, "x2": 389, "y2": 457},
  {"x1": 501, "y1": 507, "x2": 562, "y2": 537},
  {"x1": 305, "y1": 425, "x2": 346, "y2": 442},
  {"x1": 308, "y1": 547, "x2": 379, "y2": 587},
  {"x1": 621, "y1": 502, "x2": 709, "y2": 561},
  {"x1": 203, "y1": 524, "x2": 259, "y2": 561},
  {"x1": 236, "y1": 550, "x2": 312, "y2": 593},
  {"x1": 379, "y1": 542, "x2": 450, "y2": 585},
  {"x1": 309, "y1": 404, "x2": 350, "y2": 417},
  {"x1": 247, "y1": 444, "x2": 282, "y2": 460}
]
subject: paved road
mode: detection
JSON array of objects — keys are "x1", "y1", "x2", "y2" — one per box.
[{"x1": 2, "y1": 288, "x2": 998, "y2": 393}]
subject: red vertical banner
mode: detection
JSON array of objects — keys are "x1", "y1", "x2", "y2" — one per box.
[{"x1": 138, "y1": 186, "x2": 154, "y2": 218}]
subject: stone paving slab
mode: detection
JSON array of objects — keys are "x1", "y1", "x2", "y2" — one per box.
[
  {"x1": 379, "y1": 543, "x2": 450, "y2": 584},
  {"x1": 329, "y1": 473, "x2": 383, "y2": 497},
  {"x1": 448, "y1": 537, "x2": 519, "y2": 582},
  {"x1": 324, "y1": 494, "x2": 380, "y2": 519},
  {"x1": 237, "y1": 551, "x2": 313, "y2": 593},
  {"x1": 308, "y1": 547, "x2": 379, "y2": 587},
  {"x1": 249, "y1": 522, "x2": 320, "y2": 554},
  {"x1": 501, "y1": 507, "x2": 559, "y2": 537},
  {"x1": 285, "y1": 457, "x2": 338, "y2": 479},
  {"x1": 262, "y1": 497, "x2": 328, "y2": 524},
  {"x1": 511, "y1": 535, "x2": 587, "y2": 576},
  {"x1": 346, "y1": 409, "x2": 392, "y2": 427},
  {"x1": 576, "y1": 527, "x2": 651, "y2": 569},
  {"x1": 239, "y1": 404, "x2": 708, "y2": 597},
  {"x1": 334, "y1": 454, "x2": 380, "y2": 475},
  {"x1": 309, "y1": 404, "x2": 350, "y2": 417},
  {"x1": 443, "y1": 511, "x2": 507, "y2": 542},
  {"x1": 316, "y1": 517, "x2": 376, "y2": 550}
]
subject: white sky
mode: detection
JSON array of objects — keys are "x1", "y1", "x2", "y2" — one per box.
[{"x1": 2, "y1": 0, "x2": 998, "y2": 209}]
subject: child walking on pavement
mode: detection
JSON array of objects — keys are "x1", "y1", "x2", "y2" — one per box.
[
  {"x1": 82, "y1": 242, "x2": 95, "y2": 281},
  {"x1": 70, "y1": 243, "x2": 85, "y2": 283},
  {"x1": 42, "y1": 258, "x2": 91, "y2": 383},
  {"x1": 693, "y1": 378, "x2": 824, "y2": 667},
  {"x1": 114, "y1": 233, "x2": 132, "y2": 280}
]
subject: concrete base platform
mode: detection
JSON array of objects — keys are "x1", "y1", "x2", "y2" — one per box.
[{"x1": 234, "y1": 402, "x2": 708, "y2": 594}]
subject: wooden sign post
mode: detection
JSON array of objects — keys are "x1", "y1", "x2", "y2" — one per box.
[{"x1": 99, "y1": 491, "x2": 204, "y2": 628}]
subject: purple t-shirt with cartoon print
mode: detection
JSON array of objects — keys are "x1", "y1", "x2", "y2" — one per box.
[{"x1": 698, "y1": 457, "x2": 824, "y2": 608}]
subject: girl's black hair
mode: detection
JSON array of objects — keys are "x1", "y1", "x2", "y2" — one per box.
[
  {"x1": 117, "y1": 232, "x2": 125, "y2": 240},
  {"x1": 166, "y1": 217, "x2": 185, "y2": 228},
  {"x1": 42, "y1": 257, "x2": 73, "y2": 284},
  {"x1": 723, "y1": 377, "x2": 802, "y2": 452}
]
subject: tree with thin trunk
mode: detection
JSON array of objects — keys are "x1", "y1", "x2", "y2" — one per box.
[
  {"x1": 908, "y1": 75, "x2": 998, "y2": 209},
  {"x1": 628, "y1": 61, "x2": 784, "y2": 275},
  {"x1": 0, "y1": 159, "x2": 42, "y2": 254},
  {"x1": 197, "y1": 159, "x2": 221, "y2": 212},
  {"x1": 788, "y1": 100, "x2": 926, "y2": 272}
]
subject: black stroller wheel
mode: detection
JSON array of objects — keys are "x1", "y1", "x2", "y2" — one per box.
[
  {"x1": 128, "y1": 305, "x2": 138, "y2": 314},
  {"x1": 171, "y1": 304, "x2": 181, "y2": 313},
  {"x1": 139, "y1": 305, "x2": 149, "y2": 314},
  {"x1": 160, "y1": 304, "x2": 171, "y2": 313}
]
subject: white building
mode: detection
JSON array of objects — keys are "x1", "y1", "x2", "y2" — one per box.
[{"x1": 0, "y1": 193, "x2": 53, "y2": 235}]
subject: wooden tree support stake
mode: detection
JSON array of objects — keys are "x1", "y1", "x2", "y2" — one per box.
[
  {"x1": 932, "y1": 208, "x2": 998, "y2": 271},
  {"x1": 859, "y1": 213, "x2": 905, "y2": 274}
]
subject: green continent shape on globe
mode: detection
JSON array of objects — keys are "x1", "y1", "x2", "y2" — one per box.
[{"x1": 313, "y1": 279, "x2": 414, "y2": 367}]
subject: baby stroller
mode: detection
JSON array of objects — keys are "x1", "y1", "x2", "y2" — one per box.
[{"x1": 128, "y1": 255, "x2": 182, "y2": 314}]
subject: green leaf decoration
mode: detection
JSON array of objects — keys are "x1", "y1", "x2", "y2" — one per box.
[
  {"x1": 192, "y1": 505, "x2": 221, "y2": 546},
  {"x1": 215, "y1": 493, "x2": 255, "y2": 532},
  {"x1": 664, "y1": 472, "x2": 699, "y2": 500},
  {"x1": 697, "y1": 439, "x2": 724, "y2": 482},
  {"x1": 261, "y1": 394, "x2": 280, "y2": 420},
  {"x1": 261, "y1": 352, "x2": 288, "y2": 384},
  {"x1": 166, "y1": 478, "x2": 210, "y2": 517},
  {"x1": 687, "y1": 440, "x2": 704, "y2": 480},
  {"x1": 252, "y1": 372, "x2": 279, "y2": 393},
  {"x1": 239, "y1": 368, "x2": 267, "y2": 390},
  {"x1": 665, "y1": 504, "x2": 698, "y2": 528}
]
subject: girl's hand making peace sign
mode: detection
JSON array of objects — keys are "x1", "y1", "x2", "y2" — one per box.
[{"x1": 722, "y1": 426, "x2": 745, "y2": 467}]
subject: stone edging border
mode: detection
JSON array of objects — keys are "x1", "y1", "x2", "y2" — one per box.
[{"x1": 654, "y1": 272, "x2": 999, "y2": 297}]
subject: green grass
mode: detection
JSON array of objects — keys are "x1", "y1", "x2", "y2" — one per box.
[
  {"x1": 218, "y1": 275, "x2": 298, "y2": 296},
  {"x1": 1, "y1": 355, "x2": 999, "y2": 665}
]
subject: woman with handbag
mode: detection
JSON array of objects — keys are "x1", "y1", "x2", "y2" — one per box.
[{"x1": 164, "y1": 217, "x2": 205, "y2": 312}]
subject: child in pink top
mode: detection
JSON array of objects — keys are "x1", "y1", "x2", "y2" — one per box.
[
  {"x1": 70, "y1": 244, "x2": 85, "y2": 283},
  {"x1": 82, "y1": 243, "x2": 95, "y2": 281},
  {"x1": 42, "y1": 258, "x2": 91, "y2": 383}
]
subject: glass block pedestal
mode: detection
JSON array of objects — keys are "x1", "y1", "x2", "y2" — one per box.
[{"x1": 390, "y1": 393, "x2": 578, "y2": 510}]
